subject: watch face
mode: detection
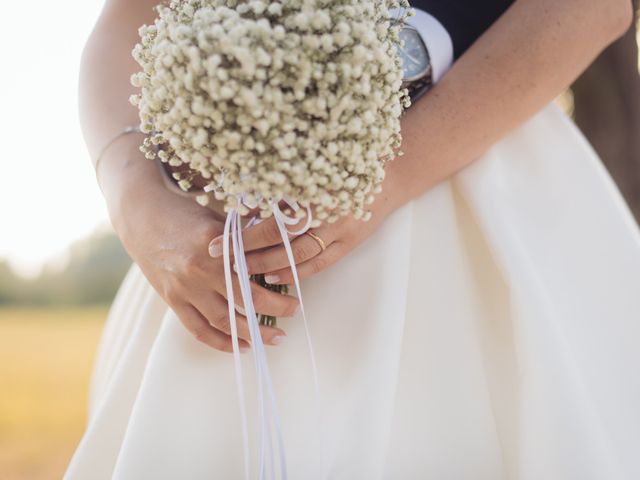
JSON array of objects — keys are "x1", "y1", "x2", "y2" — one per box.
[{"x1": 398, "y1": 27, "x2": 430, "y2": 81}]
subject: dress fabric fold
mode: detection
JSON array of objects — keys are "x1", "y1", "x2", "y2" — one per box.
[{"x1": 66, "y1": 103, "x2": 640, "y2": 480}]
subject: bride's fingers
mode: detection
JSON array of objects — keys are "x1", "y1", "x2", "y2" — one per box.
[
  {"x1": 173, "y1": 303, "x2": 250, "y2": 353},
  {"x1": 262, "y1": 243, "x2": 343, "y2": 285},
  {"x1": 244, "y1": 232, "x2": 329, "y2": 275},
  {"x1": 192, "y1": 291, "x2": 287, "y2": 346},
  {"x1": 208, "y1": 216, "x2": 301, "y2": 257},
  {"x1": 212, "y1": 273, "x2": 300, "y2": 318}
]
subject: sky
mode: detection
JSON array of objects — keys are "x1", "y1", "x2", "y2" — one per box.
[{"x1": 0, "y1": 0, "x2": 109, "y2": 277}]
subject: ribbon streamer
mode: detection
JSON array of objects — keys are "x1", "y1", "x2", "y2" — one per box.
[{"x1": 221, "y1": 197, "x2": 322, "y2": 479}]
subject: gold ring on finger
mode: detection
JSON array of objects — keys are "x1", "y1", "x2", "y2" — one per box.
[{"x1": 304, "y1": 231, "x2": 326, "y2": 253}]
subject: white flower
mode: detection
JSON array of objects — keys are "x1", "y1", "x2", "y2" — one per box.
[
  {"x1": 196, "y1": 194, "x2": 210, "y2": 206},
  {"x1": 132, "y1": 0, "x2": 412, "y2": 223}
]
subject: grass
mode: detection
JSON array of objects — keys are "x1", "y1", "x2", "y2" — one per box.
[{"x1": 0, "y1": 307, "x2": 108, "y2": 480}]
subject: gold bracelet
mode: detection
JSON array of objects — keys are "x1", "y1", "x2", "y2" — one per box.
[{"x1": 94, "y1": 125, "x2": 144, "y2": 182}]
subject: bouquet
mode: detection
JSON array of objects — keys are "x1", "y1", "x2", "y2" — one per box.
[{"x1": 131, "y1": 0, "x2": 411, "y2": 476}]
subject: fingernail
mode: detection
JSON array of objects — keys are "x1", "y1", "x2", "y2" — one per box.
[
  {"x1": 270, "y1": 334, "x2": 286, "y2": 345},
  {"x1": 236, "y1": 304, "x2": 246, "y2": 315},
  {"x1": 209, "y1": 239, "x2": 222, "y2": 258},
  {"x1": 240, "y1": 345, "x2": 251, "y2": 353},
  {"x1": 265, "y1": 274, "x2": 280, "y2": 284}
]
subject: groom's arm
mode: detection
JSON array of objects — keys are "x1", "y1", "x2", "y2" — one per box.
[{"x1": 382, "y1": 0, "x2": 633, "y2": 211}]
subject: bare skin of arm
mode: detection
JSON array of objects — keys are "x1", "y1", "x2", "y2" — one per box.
[
  {"x1": 229, "y1": 0, "x2": 634, "y2": 285},
  {"x1": 383, "y1": 0, "x2": 634, "y2": 206},
  {"x1": 82, "y1": 0, "x2": 298, "y2": 353}
]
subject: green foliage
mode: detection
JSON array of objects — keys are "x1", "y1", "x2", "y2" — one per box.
[{"x1": 0, "y1": 230, "x2": 131, "y2": 307}]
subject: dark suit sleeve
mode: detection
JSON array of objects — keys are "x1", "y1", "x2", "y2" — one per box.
[{"x1": 409, "y1": 0, "x2": 515, "y2": 59}]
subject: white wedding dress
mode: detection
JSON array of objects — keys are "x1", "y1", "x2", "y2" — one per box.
[{"x1": 66, "y1": 13, "x2": 640, "y2": 480}]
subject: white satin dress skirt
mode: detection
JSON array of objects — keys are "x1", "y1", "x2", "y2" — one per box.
[{"x1": 64, "y1": 101, "x2": 640, "y2": 480}]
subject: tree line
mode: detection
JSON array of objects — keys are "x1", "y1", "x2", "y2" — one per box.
[{"x1": 0, "y1": 230, "x2": 131, "y2": 307}]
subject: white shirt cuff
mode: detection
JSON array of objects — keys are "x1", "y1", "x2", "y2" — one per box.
[{"x1": 406, "y1": 8, "x2": 454, "y2": 83}]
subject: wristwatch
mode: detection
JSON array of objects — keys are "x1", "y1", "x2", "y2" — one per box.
[
  {"x1": 395, "y1": 8, "x2": 454, "y2": 106},
  {"x1": 398, "y1": 24, "x2": 433, "y2": 104}
]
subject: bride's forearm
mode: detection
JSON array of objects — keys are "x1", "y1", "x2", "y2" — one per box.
[
  {"x1": 382, "y1": 0, "x2": 633, "y2": 212},
  {"x1": 79, "y1": 0, "x2": 164, "y2": 232}
]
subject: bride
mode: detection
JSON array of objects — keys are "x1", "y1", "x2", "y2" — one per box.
[{"x1": 66, "y1": 0, "x2": 640, "y2": 478}]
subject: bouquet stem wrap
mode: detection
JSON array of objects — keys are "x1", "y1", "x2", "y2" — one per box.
[{"x1": 221, "y1": 196, "x2": 321, "y2": 479}]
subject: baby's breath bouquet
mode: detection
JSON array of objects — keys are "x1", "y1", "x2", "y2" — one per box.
[
  {"x1": 132, "y1": 0, "x2": 410, "y2": 221},
  {"x1": 130, "y1": 0, "x2": 411, "y2": 476}
]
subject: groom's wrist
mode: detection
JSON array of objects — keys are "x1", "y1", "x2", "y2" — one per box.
[
  {"x1": 377, "y1": 113, "x2": 436, "y2": 217},
  {"x1": 374, "y1": 165, "x2": 411, "y2": 220}
]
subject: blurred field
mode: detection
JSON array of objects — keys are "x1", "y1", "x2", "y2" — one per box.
[{"x1": 0, "y1": 307, "x2": 107, "y2": 480}]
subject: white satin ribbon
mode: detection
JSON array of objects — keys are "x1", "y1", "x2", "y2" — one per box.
[
  {"x1": 270, "y1": 201, "x2": 324, "y2": 477},
  {"x1": 222, "y1": 211, "x2": 251, "y2": 479},
  {"x1": 221, "y1": 197, "x2": 322, "y2": 479}
]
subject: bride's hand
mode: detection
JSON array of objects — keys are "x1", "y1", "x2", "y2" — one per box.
[
  {"x1": 108, "y1": 147, "x2": 298, "y2": 353},
  {"x1": 207, "y1": 186, "x2": 400, "y2": 285}
]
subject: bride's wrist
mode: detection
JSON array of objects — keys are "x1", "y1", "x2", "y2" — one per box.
[{"x1": 98, "y1": 137, "x2": 167, "y2": 240}]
